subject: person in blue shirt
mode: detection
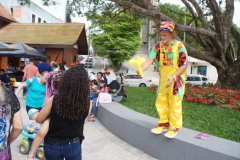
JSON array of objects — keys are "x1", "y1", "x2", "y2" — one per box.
[
  {"x1": 102, "y1": 72, "x2": 108, "y2": 84},
  {"x1": 37, "y1": 56, "x2": 52, "y2": 74},
  {"x1": 0, "y1": 69, "x2": 11, "y2": 88},
  {"x1": 15, "y1": 71, "x2": 49, "y2": 113}
]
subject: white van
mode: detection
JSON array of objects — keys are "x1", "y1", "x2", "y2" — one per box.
[{"x1": 186, "y1": 74, "x2": 210, "y2": 85}]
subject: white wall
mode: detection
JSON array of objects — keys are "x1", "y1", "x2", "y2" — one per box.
[
  {"x1": 1, "y1": 0, "x2": 63, "y2": 23},
  {"x1": 187, "y1": 60, "x2": 218, "y2": 84}
]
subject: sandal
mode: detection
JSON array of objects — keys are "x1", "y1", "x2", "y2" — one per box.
[
  {"x1": 90, "y1": 114, "x2": 95, "y2": 118},
  {"x1": 87, "y1": 117, "x2": 95, "y2": 122}
]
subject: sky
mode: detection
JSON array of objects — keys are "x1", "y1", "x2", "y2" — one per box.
[{"x1": 32, "y1": 0, "x2": 240, "y2": 27}]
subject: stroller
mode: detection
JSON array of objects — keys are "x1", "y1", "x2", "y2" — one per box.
[
  {"x1": 19, "y1": 124, "x2": 45, "y2": 160},
  {"x1": 108, "y1": 80, "x2": 127, "y2": 102}
]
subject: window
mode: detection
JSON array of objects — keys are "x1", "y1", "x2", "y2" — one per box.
[
  {"x1": 197, "y1": 66, "x2": 207, "y2": 76},
  {"x1": 73, "y1": 55, "x2": 77, "y2": 62},
  {"x1": 194, "y1": 76, "x2": 201, "y2": 81},
  {"x1": 124, "y1": 75, "x2": 131, "y2": 79},
  {"x1": 32, "y1": 14, "x2": 35, "y2": 23},
  {"x1": 38, "y1": 17, "x2": 41, "y2": 23},
  {"x1": 187, "y1": 76, "x2": 201, "y2": 81},
  {"x1": 130, "y1": 75, "x2": 139, "y2": 79},
  {"x1": 44, "y1": 20, "x2": 46, "y2": 23},
  {"x1": 201, "y1": 77, "x2": 208, "y2": 81},
  {"x1": 11, "y1": 8, "x2": 13, "y2": 15},
  {"x1": 124, "y1": 75, "x2": 142, "y2": 79}
]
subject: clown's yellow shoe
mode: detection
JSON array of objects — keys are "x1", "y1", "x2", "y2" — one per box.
[
  {"x1": 164, "y1": 130, "x2": 178, "y2": 138},
  {"x1": 151, "y1": 126, "x2": 169, "y2": 134}
]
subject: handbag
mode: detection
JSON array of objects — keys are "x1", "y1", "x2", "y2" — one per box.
[{"x1": 97, "y1": 93, "x2": 112, "y2": 105}]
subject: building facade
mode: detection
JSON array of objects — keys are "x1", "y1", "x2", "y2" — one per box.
[
  {"x1": 0, "y1": 23, "x2": 88, "y2": 71},
  {"x1": 0, "y1": 2, "x2": 88, "y2": 76},
  {"x1": 0, "y1": 0, "x2": 63, "y2": 23}
]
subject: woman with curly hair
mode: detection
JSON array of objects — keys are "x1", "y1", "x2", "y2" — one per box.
[
  {"x1": 26, "y1": 70, "x2": 64, "y2": 160},
  {"x1": 36, "y1": 65, "x2": 89, "y2": 160}
]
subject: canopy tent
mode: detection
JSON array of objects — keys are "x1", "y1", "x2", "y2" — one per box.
[
  {"x1": 0, "y1": 42, "x2": 50, "y2": 59},
  {"x1": 0, "y1": 42, "x2": 19, "y2": 51}
]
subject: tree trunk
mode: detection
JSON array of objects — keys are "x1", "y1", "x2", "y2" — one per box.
[
  {"x1": 225, "y1": 58, "x2": 240, "y2": 86},
  {"x1": 107, "y1": 0, "x2": 239, "y2": 86}
]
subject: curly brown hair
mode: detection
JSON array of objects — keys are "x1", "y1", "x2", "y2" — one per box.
[{"x1": 54, "y1": 65, "x2": 90, "y2": 120}]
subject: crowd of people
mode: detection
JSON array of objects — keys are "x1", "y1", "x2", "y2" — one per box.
[
  {"x1": 0, "y1": 57, "x2": 68, "y2": 89},
  {"x1": 0, "y1": 20, "x2": 187, "y2": 159},
  {"x1": 0, "y1": 55, "x2": 128, "y2": 160}
]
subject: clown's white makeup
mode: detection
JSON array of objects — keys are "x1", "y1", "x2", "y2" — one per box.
[
  {"x1": 160, "y1": 30, "x2": 173, "y2": 46},
  {"x1": 161, "y1": 40, "x2": 167, "y2": 43}
]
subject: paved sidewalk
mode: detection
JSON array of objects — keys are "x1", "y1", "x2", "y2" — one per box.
[{"x1": 11, "y1": 97, "x2": 157, "y2": 160}]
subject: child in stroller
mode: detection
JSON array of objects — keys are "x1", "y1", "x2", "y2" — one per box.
[{"x1": 19, "y1": 109, "x2": 44, "y2": 159}]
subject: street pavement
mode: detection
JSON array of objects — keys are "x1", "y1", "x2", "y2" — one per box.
[
  {"x1": 10, "y1": 54, "x2": 159, "y2": 159},
  {"x1": 10, "y1": 97, "x2": 157, "y2": 160}
]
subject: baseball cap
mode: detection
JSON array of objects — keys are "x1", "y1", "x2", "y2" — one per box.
[{"x1": 28, "y1": 109, "x2": 39, "y2": 118}]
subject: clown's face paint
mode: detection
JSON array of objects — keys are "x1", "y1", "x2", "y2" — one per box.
[{"x1": 160, "y1": 30, "x2": 173, "y2": 46}]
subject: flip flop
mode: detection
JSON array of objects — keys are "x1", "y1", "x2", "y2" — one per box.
[{"x1": 87, "y1": 117, "x2": 95, "y2": 122}]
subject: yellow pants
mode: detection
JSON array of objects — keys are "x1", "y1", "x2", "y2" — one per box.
[{"x1": 156, "y1": 66, "x2": 183, "y2": 129}]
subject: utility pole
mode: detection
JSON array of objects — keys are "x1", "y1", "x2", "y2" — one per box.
[
  {"x1": 86, "y1": 20, "x2": 91, "y2": 71},
  {"x1": 183, "y1": 7, "x2": 186, "y2": 42}
]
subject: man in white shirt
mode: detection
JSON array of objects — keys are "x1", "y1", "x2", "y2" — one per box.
[
  {"x1": 116, "y1": 73, "x2": 121, "y2": 84},
  {"x1": 106, "y1": 71, "x2": 113, "y2": 86},
  {"x1": 62, "y1": 61, "x2": 69, "y2": 70}
]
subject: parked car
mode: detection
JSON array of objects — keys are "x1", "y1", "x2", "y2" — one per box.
[
  {"x1": 88, "y1": 71, "x2": 96, "y2": 80},
  {"x1": 124, "y1": 74, "x2": 152, "y2": 87},
  {"x1": 185, "y1": 74, "x2": 210, "y2": 85},
  {"x1": 85, "y1": 59, "x2": 93, "y2": 68},
  {"x1": 78, "y1": 55, "x2": 84, "y2": 61},
  {"x1": 86, "y1": 57, "x2": 93, "y2": 62}
]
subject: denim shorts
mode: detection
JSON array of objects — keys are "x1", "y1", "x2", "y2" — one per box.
[
  {"x1": 44, "y1": 140, "x2": 82, "y2": 160},
  {"x1": 90, "y1": 94, "x2": 98, "y2": 100}
]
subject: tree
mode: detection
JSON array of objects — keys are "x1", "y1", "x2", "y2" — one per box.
[
  {"x1": 18, "y1": 0, "x2": 240, "y2": 86},
  {"x1": 65, "y1": 0, "x2": 72, "y2": 22},
  {"x1": 90, "y1": 13, "x2": 142, "y2": 71}
]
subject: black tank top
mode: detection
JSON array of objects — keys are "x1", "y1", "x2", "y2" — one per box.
[{"x1": 45, "y1": 100, "x2": 88, "y2": 143}]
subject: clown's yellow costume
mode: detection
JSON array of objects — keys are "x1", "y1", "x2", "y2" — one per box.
[{"x1": 142, "y1": 21, "x2": 188, "y2": 138}]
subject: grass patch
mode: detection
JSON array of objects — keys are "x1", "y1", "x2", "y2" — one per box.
[{"x1": 120, "y1": 87, "x2": 240, "y2": 143}]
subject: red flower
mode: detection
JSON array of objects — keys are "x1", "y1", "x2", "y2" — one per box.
[
  {"x1": 229, "y1": 98, "x2": 236, "y2": 105},
  {"x1": 233, "y1": 106, "x2": 239, "y2": 110}
]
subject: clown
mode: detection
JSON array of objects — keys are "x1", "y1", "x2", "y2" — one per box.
[{"x1": 140, "y1": 21, "x2": 188, "y2": 138}]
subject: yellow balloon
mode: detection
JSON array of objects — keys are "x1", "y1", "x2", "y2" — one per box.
[{"x1": 128, "y1": 56, "x2": 146, "y2": 77}]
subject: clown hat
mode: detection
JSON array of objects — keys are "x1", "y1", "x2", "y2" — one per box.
[{"x1": 155, "y1": 21, "x2": 175, "y2": 33}]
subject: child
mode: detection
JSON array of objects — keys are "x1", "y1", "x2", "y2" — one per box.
[
  {"x1": 99, "y1": 80, "x2": 109, "y2": 93},
  {"x1": 26, "y1": 109, "x2": 42, "y2": 148},
  {"x1": 90, "y1": 79, "x2": 98, "y2": 100},
  {"x1": 26, "y1": 71, "x2": 64, "y2": 160},
  {"x1": 87, "y1": 80, "x2": 98, "y2": 122}
]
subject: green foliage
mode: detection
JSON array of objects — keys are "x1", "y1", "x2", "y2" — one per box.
[
  {"x1": 90, "y1": 13, "x2": 142, "y2": 71},
  {"x1": 17, "y1": 0, "x2": 58, "y2": 6},
  {"x1": 120, "y1": 87, "x2": 240, "y2": 142},
  {"x1": 65, "y1": 0, "x2": 72, "y2": 23},
  {"x1": 156, "y1": 3, "x2": 203, "y2": 50}
]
